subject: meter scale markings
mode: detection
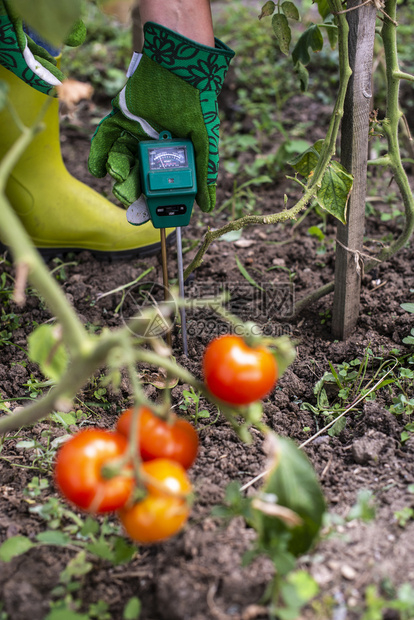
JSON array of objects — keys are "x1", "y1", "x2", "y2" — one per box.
[{"x1": 149, "y1": 147, "x2": 187, "y2": 170}]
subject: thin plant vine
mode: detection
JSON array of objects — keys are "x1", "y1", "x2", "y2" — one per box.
[
  {"x1": 184, "y1": 0, "x2": 414, "y2": 321},
  {"x1": 295, "y1": 0, "x2": 414, "y2": 316},
  {"x1": 184, "y1": 0, "x2": 351, "y2": 281}
]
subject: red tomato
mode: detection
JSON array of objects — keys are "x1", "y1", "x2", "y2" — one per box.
[
  {"x1": 119, "y1": 458, "x2": 192, "y2": 544},
  {"x1": 116, "y1": 407, "x2": 198, "y2": 469},
  {"x1": 54, "y1": 429, "x2": 133, "y2": 513},
  {"x1": 203, "y1": 335, "x2": 278, "y2": 405}
]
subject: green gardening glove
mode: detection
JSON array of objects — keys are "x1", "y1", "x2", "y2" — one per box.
[
  {"x1": 88, "y1": 21, "x2": 234, "y2": 214},
  {"x1": 0, "y1": 0, "x2": 86, "y2": 95}
]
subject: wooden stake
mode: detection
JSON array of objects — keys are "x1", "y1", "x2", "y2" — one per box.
[{"x1": 332, "y1": 0, "x2": 377, "y2": 340}]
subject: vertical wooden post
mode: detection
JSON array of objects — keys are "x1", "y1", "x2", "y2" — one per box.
[{"x1": 332, "y1": 0, "x2": 377, "y2": 339}]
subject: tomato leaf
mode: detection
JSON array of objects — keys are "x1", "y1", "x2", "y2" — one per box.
[
  {"x1": 327, "y1": 416, "x2": 346, "y2": 437},
  {"x1": 85, "y1": 539, "x2": 115, "y2": 561},
  {"x1": 315, "y1": 0, "x2": 331, "y2": 20},
  {"x1": 272, "y1": 13, "x2": 292, "y2": 55},
  {"x1": 45, "y1": 608, "x2": 89, "y2": 620},
  {"x1": 294, "y1": 60, "x2": 309, "y2": 92},
  {"x1": 80, "y1": 516, "x2": 100, "y2": 537},
  {"x1": 292, "y1": 24, "x2": 323, "y2": 66},
  {"x1": 112, "y1": 536, "x2": 137, "y2": 565},
  {"x1": 289, "y1": 139, "x2": 324, "y2": 177},
  {"x1": 308, "y1": 226, "x2": 325, "y2": 242},
  {"x1": 36, "y1": 530, "x2": 71, "y2": 545},
  {"x1": 60, "y1": 551, "x2": 93, "y2": 584},
  {"x1": 244, "y1": 401, "x2": 264, "y2": 424},
  {"x1": 0, "y1": 535, "x2": 35, "y2": 561},
  {"x1": 280, "y1": 570, "x2": 319, "y2": 613},
  {"x1": 123, "y1": 597, "x2": 142, "y2": 620},
  {"x1": 323, "y1": 18, "x2": 338, "y2": 49},
  {"x1": 256, "y1": 434, "x2": 326, "y2": 556},
  {"x1": 50, "y1": 411, "x2": 77, "y2": 427},
  {"x1": 315, "y1": 160, "x2": 353, "y2": 224},
  {"x1": 401, "y1": 303, "x2": 414, "y2": 314},
  {"x1": 27, "y1": 324, "x2": 68, "y2": 382},
  {"x1": 12, "y1": 0, "x2": 81, "y2": 47},
  {"x1": 258, "y1": 0, "x2": 276, "y2": 19},
  {"x1": 281, "y1": 1, "x2": 300, "y2": 20},
  {"x1": 272, "y1": 335, "x2": 296, "y2": 380}
]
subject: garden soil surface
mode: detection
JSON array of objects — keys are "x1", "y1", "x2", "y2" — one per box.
[{"x1": 1, "y1": 73, "x2": 414, "y2": 620}]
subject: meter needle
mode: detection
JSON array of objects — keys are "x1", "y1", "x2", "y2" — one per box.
[{"x1": 176, "y1": 227, "x2": 188, "y2": 357}]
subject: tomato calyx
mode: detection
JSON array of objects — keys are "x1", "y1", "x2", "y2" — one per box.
[
  {"x1": 239, "y1": 321, "x2": 265, "y2": 349},
  {"x1": 118, "y1": 459, "x2": 193, "y2": 544},
  {"x1": 125, "y1": 484, "x2": 148, "y2": 507},
  {"x1": 100, "y1": 459, "x2": 132, "y2": 481}
]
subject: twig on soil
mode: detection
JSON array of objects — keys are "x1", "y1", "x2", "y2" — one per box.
[
  {"x1": 207, "y1": 581, "x2": 236, "y2": 620},
  {"x1": 320, "y1": 454, "x2": 334, "y2": 480}
]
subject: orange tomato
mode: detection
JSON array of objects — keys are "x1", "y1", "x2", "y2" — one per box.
[{"x1": 119, "y1": 458, "x2": 192, "y2": 544}]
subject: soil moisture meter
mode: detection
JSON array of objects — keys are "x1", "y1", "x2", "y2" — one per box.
[
  {"x1": 127, "y1": 130, "x2": 197, "y2": 357},
  {"x1": 138, "y1": 130, "x2": 197, "y2": 228}
]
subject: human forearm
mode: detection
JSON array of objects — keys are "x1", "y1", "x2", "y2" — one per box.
[{"x1": 139, "y1": 0, "x2": 214, "y2": 46}]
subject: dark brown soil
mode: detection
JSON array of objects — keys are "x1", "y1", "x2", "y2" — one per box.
[{"x1": 1, "y1": 76, "x2": 414, "y2": 620}]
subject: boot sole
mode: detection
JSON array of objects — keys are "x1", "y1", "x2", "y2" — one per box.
[{"x1": 0, "y1": 231, "x2": 176, "y2": 261}]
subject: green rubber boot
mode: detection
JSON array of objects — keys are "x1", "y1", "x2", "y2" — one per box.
[{"x1": 0, "y1": 64, "x2": 172, "y2": 259}]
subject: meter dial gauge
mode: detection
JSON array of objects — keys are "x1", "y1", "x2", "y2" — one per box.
[{"x1": 148, "y1": 146, "x2": 188, "y2": 170}]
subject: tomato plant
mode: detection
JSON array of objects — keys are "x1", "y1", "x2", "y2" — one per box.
[
  {"x1": 116, "y1": 406, "x2": 198, "y2": 469},
  {"x1": 119, "y1": 458, "x2": 192, "y2": 544},
  {"x1": 203, "y1": 335, "x2": 278, "y2": 405},
  {"x1": 54, "y1": 429, "x2": 133, "y2": 513}
]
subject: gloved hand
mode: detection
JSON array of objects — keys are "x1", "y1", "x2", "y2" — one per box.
[
  {"x1": 88, "y1": 21, "x2": 234, "y2": 214},
  {"x1": 0, "y1": 0, "x2": 85, "y2": 95}
]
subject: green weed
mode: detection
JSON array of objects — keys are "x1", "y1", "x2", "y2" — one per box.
[
  {"x1": 23, "y1": 476, "x2": 50, "y2": 498},
  {"x1": 13, "y1": 432, "x2": 68, "y2": 473},
  {"x1": 401, "y1": 302, "x2": 414, "y2": 345},
  {"x1": 0, "y1": 310, "x2": 23, "y2": 350},
  {"x1": 362, "y1": 582, "x2": 414, "y2": 620},
  {"x1": 301, "y1": 349, "x2": 398, "y2": 434},
  {"x1": 394, "y1": 506, "x2": 414, "y2": 528},
  {"x1": 179, "y1": 386, "x2": 219, "y2": 425}
]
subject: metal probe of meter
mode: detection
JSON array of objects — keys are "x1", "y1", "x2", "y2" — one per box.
[{"x1": 126, "y1": 131, "x2": 197, "y2": 356}]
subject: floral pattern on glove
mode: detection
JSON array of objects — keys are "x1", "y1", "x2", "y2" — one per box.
[
  {"x1": 143, "y1": 22, "x2": 234, "y2": 186},
  {"x1": 0, "y1": 16, "x2": 55, "y2": 94}
]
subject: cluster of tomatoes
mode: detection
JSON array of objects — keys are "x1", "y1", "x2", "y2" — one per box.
[
  {"x1": 54, "y1": 407, "x2": 198, "y2": 544},
  {"x1": 54, "y1": 335, "x2": 278, "y2": 545}
]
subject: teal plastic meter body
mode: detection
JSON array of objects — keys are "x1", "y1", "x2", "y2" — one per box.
[{"x1": 138, "y1": 131, "x2": 197, "y2": 229}]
